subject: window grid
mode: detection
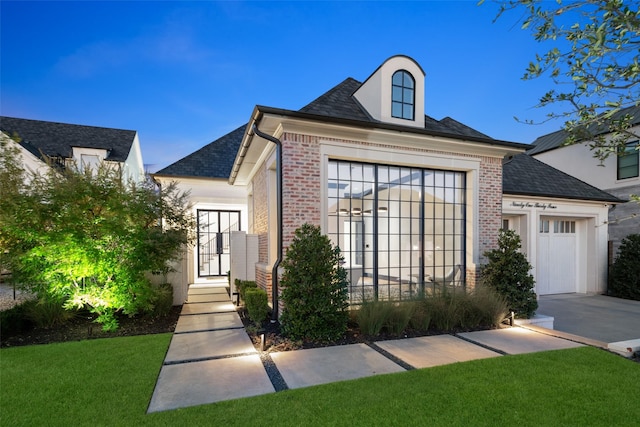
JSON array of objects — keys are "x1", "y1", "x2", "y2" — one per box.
[
  {"x1": 327, "y1": 160, "x2": 466, "y2": 305},
  {"x1": 391, "y1": 70, "x2": 415, "y2": 120},
  {"x1": 554, "y1": 220, "x2": 576, "y2": 234},
  {"x1": 540, "y1": 219, "x2": 550, "y2": 233},
  {"x1": 618, "y1": 141, "x2": 639, "y2": 180}
]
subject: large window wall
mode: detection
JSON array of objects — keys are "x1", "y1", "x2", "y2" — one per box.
[{"x1": 327, "y1": 160, "x2": 465, "y2": 304}]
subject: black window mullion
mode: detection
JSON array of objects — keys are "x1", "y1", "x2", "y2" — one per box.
[{"x1": 373, "y1": 164, "x2": 379, "y2": 301}]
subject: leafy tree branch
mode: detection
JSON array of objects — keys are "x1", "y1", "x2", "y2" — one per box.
[{"x1": 488, "y1": 0, "x2": 639, "y2": 161}]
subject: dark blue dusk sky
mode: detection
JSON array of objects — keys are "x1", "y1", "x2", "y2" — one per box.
[{"x1": 1, "y1": 1, "x2": 569, "y2": 170}]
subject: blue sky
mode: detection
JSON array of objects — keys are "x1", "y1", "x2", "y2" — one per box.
[{"x1": 1, "y1": 1, "x2": 567, "y2": 170}]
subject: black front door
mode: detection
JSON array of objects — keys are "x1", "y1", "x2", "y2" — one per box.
[{"x1": 197, "y1": 210, "x2": 240, "y2": 277}]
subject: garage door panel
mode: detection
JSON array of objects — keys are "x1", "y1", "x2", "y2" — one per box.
[{"x1": 537, "y1": 219, "x2": 577, "y2": 295}]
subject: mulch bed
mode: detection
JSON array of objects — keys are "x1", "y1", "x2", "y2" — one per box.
[
  {"x1": 236, "y1": 307, "x2": 483, "y2": 353},
  {"x1": 4, "y1": 304, "x2": 638, "y2": 364},
  {"x1": 0, "y1": 306, "x2": 181, "y2": 348}
]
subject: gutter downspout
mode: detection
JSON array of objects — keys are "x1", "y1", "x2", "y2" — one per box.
[{"x1": 251, "y1": 124, "x2": 283, "y2": 322}]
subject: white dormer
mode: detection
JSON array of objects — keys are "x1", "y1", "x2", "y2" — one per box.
[
  {"x1": 71, "y1": 146, "x2": 109, "y2": 172},
  {"x1": 353, "y1": 55, "x2": 425, "y2": 128}
]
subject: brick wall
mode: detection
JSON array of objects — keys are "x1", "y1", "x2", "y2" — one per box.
[
  {"x1": 281, "y1": 132, "x2": 322, "y2": 251},
  {"x1": 478, "y1": 156, "x2": 503, "y2": 260},
  {"x1": 252, "y1": 165, "x2": 269, "y2": 263},
  {"x1": 249, "y1": 130, "x2": 505, "y2": 296}
]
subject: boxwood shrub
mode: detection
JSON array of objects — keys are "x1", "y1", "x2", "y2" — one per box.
[
  {"x1": 280, "y1": 224, "x2": 349, "y2": 341},
  {"x1": 608, "y1": 234, "x2": 640, "y2": 301}
]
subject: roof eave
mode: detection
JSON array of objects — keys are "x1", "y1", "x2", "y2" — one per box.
[
  {"x1": 504, "y1": 190, "x2": 624, "y2": 204},
  {"x1": 255, "y1": 105, "x2": 530, "y2": 150}
]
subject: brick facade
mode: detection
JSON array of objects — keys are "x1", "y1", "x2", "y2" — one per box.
[
  {"x1": 252, "y1": 166, "x2": 269, "y2": 263},
  {"x1": 477, "y1": 156, "x2": 503, "y2": 260},
  {"x1": 251, "y1": 130, "x2": 504, "y2": 300},
  {"x1": 281, "y1": 132, "x2": 322, "y2": 250}
]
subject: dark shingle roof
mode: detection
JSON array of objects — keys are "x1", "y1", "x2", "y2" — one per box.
[
  {"x1": 438, "y1": 117, "x2": 492, "y2": 139},
  {"x1": 503, "y1": 154, "x2": 622, "y2": 202},
  {"x1": 299, "y1": 78, "x2": 372, "y2": 122},
  {"x1": 299, "y1": 78, "x2": 495, "y2": 140},
  {"x1": 155, "y1": 124, "x2": 246, "y2": 179},
  {"x1": 163, "y1": 77, "x2": 521, "y2": 181},
  {"x1": 0, "y1": 116, "x2": 136, "y2": 162},
  {"x1": 528, "y1": 105, "x2": 640, "y2": 155}
]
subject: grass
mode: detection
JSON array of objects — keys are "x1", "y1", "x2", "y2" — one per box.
[{"x1": 1, "y1": 335, "x2": 639, "y2": 426}]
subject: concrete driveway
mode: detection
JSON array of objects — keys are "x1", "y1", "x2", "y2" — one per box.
[{"x1": 537, "y1": 294, "x2": 640, "y2": 343}]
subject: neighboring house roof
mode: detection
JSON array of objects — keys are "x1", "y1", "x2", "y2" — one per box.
[
  {"x1": 528, "y1": 104, "x2": 640, "y2": 155},
  {"x1": 503, "y1": 153, "x2": 623, "y2": 203},
  {"x1": 0, "y1": 116, "x2": 137, "y2": 162},
  {"x1": 154, "y1": 124, "x2": 246, "y2": 179},
  {"x1": 300, "y1": 77, "x2": 494, "y2": 140}
]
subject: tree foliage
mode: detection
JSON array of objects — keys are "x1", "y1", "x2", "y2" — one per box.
[
  {"x1": 481, "y1": 229, "x2": 538, "y2": 318},
  {"x1": 608, "y1": 233, "x2": 640, "y2": 300},
  {"x1": 492, "y1": 0, "x2": 639, "y2": 161},
  {"x1": 279, "y1": 223, "x2": 349, "y2": 341},
  {"x1": 0, "y1": 138, "x2": 194, "y2": 330}
]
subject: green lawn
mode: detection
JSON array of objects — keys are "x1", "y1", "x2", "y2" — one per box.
[{"x1": 1, "y1": 334, "x2": 638, "y2": 426}]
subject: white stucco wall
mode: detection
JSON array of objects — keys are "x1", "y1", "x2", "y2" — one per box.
[
  {"x1": 2, "y1": 134, "x2": 49, "y2": 181},
  {"x1": 502, "y1": 195, "x2": 611, "y2": 295},
  {"x1": 153, "y1": 175, "x2": 248, "y2": 304},
  {"x1": 122, "y1": 133, "x2": 146, "y2": 183},
  {"x1": 353, "y1": 55, "x2": 426, "y2": 128},
  {"x1": 533, "y1": 125, "x2": 640, "y2": 192}
]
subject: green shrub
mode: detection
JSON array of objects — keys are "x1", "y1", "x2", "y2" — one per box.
[
  {"x1": 245, "y1": 288, "x2": 269, "y2": 326},
  {"x1": 609, "y1": 234, "x2": 640, "y2": 301},
  {"x1": 280, "y1": 223, "x2": 349, "y2": 341},
  {"x1": 148, "y1": 283, "x2": 173, "y2": 317},
  {"x1": 354, "y1": 286, "x2": 506, "y2": 336},
  {"x1": 24, "y1": 297, "x2": 75, "y2": 329},
  {"x1": 355, "y1": 300, "x2": 394, "y2": 336},
  {"x1": 425, "y1": 290, "x2": 464, "y2": 331},
  {"x1": 235, "y1": 279, "x2": 257, "y2": 302},
  {"x1": 470, "y1": 285, "x2": 509, "y2": 327},
  {"x1": 409, "y1": 300, "x2": 432, "y2": 331},
  {"x1": 481, "y1": 229, "x2": 538, "y2": 318},
  {"x1": 0, "y1": 302, "x2": 34, "y2": 337},
  {"x1": 0, "y1": 142, "x2": 195, "y2": 331},
  {"x1": 385, "y1": 302, "x2": 416, "y2": 336}
]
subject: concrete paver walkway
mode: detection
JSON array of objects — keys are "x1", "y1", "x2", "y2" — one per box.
[
  {"x1": 148, "y1": 284, "x2": 595, "y2": 413},
  {"x1": 375, "y1": 334, "x2": 502, "y2": 368},
  {"x1": 271, "y1": 343, "x2": 405, "y2": 389}
]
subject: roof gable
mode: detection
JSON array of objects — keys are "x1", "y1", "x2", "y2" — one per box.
[
  {"x1": 298, "y1": 76, "x2": 496, "y2": 142},
  {"x1": 299, "y1": 78, "x2": 372, "y2": 122},
  {"x1": 0, "y1": 116, "x2": 136, "y2": 162},
  {"x1": 503, "y1": 153, "x2": 622, "y2": 202},
  {"x1": 528, "y1": 104, "x2": 640, "y2": 155},
  {"x1": 155, "y1": 124, "x2": 246, "y2": 179}
]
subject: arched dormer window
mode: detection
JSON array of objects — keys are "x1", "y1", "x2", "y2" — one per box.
[{"x1": 391, "y1": 70, "x2": 415, "y2": 120}]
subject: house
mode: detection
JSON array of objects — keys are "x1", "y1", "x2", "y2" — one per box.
[
  {"x1": 528, "y1": 106, "x2": 640, "y2": 255},
  {"x1": 149, "y1": 55, "x2": 622, "y2": 310},
  {"x1": 0, "y1": 116, "x2": 146, "y2": 184},
  {"x1": 229, "y1": 55, "x2": 531, "y2": 315},
  {"x1": 151, "y1": 125, "x2": 249, "y2": 304}
]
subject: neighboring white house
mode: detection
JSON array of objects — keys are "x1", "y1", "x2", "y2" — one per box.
[
  {"x1": 151, "y1": 125, "x2": 249, "y2": 304},
  {"x1": 0, "y1": 116, "x2": 146, "y2": 184},
  {"x1": 528, "y1": 106, "x2": 640, "y2": 255},
  {"x1": 0, "y1": 132, "x2": 50, "y2": 181}
]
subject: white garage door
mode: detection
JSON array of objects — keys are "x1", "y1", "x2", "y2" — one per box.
[{"x1": 537, "y1": 218, "x2": 577, "y2": 295}]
